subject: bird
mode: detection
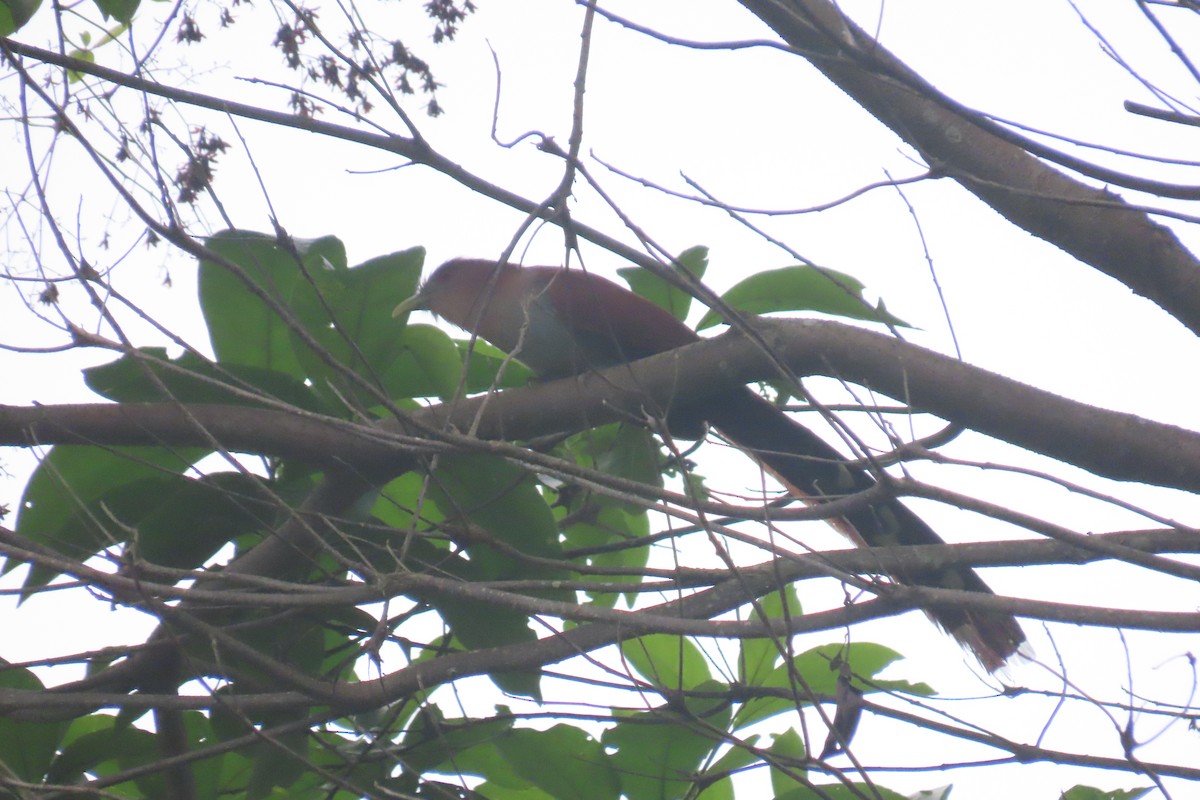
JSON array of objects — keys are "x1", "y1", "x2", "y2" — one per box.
[{"x1": 395, "y1": 258, "x2": 1025, "y2": 672}]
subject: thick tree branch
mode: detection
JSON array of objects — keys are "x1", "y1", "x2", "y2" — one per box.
[
  {"x1": 4, "y1": 318, "x2": 1198, "y2": 492},
  {"x1": 8, "y1": 525, "x2": 1199, "y2": 721},
  {"x1": 414, "y1": 319, "x2": 1200, "y2": 494},
  {"x1": 3, "y1": 524, "x2": 1192, "y2": 615},
  {"x1": 2, "y1": 316, "x2": 1195, "y2": 717},
  {"x1": 737, "y1": 0, "x2": 1200, "y2": 335}
]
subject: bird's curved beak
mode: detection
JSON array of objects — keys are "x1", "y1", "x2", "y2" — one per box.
[{"x1": 392, "y1": 286, "x2": 427, "y2": 319}]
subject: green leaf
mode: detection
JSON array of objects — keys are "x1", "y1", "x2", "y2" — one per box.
[
  {"x1": 456, "y1": 337, "x2": 535, "y2": 391},
  {"x1": 131, "y1": 472, "x2": 278, "y2": 570},
  {"x1": 65, "y1": 47, "x2": 95, "y2": 83},
  {"x1": 93, "y1": 0, "x2": 139, "y2": 23},
  {"x1": 561, "y1": 423, "x2": 663, "y2": 516},
  {"x1": 492, "y1": 726, "x2": 621, "y2": 800},
  {"x1": 552, "y1": 423, "x2": 660, "y2": 606},
  {"x1": 54, "y1": 722, "x2": 165, "y2": 797},
  {"x1": 738, "y1": 642, "x2": 930, "y2": 730},
  {"x1": 372, "y1": 471, "x2": 444, "y2": 532},
  {"x1": 435, "y1": 595, "x2": 542, "y2": 700},
  {"x1": 697, "y1": 737, "x2": 760, "y2": 800},
  {"x1": 1060, "y1": 787, "x2": 1153, "y2": 800},
  {"x1": 430, "y1": 454, "x2": 563, "y2": 570},
  {"x1": 290, "y1": 246, "x2": 425, "y2": 406},
  {"x1": 199, "y1": 231, "x2": 425, "y2": 412},
  {"x1": 768, "y1": 728, "x2": 808, "y2": 796},
  {"x1": 84, "y1": 347, "x2": 322, "y2": 411},
  {"x1": 113, "y1": 725, "x2": 167, "y2": 797},
  {"x1": 46, "y1": 715, "x2": 115, "y2": 785},
  {"x1": 403, "y1": 706, "x2": 514, "y2": 775},
  {"x1": 696, "y1": 265, "x2": 910, "y2": 330},
  {"x1": 245, "y1": 711, "x2": 309, "y2": 799},
  {"x1": 561, "y1": 502, "x2": 649, "y2": 607},
  {"x1": 908, "y1": 787, "x2": 953, "y2": 800},
  {"x1": 0, "y1": 662, "x2": 66, "y2": 783},
  {"x1": 587, "y1": 425, "x2": 663, "y2": 494},
  {"x1": 346, "y1": 523, "x2": 540, "y2": 695},
  {"x1": 603, "y1": 702, "x2": 729, "y2": 800},
  {"x1": 738, "y1": 584, "x2": 802, "y2": 686},
  {"x1": 426, "y1": 453, "x2": 571, "y2": 699},
  {"x1": 307, "y1": 728, "x2": 391, "y2": 791},
  {"x1": 469, "y1": 783, "x2": 553, "y2": 800},
  {"x1": 622, "y1": 634, "x2": 712, "y2": 691},
  {"x1": 380, "y1": 323, "x2": 463, "y2": 401},
  {"x1": 617, "y1": 245, "x2": 708, "y2": 321},
  {"x1": 12, "y1": 445, "x2": 206, "y2": 590},
  {"x1": 49, "y1": 712, "x2": 219, "y2": 797},
  {"x1": 777, "y1": 784, "x2": 907, "y2": 800},
  {"x1": 199, "y1": 230, "x2": 319, "y2": 377},
  {"x1": 0, "y1": 0, "x2": 41, "y2": 33}
]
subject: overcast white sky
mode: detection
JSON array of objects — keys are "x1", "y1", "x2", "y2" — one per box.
[{"x1": 3, "y1": 0, "x2": 1200, "y2": 797}]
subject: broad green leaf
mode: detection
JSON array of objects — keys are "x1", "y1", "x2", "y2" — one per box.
[
  {"x1": 306, "y1": 728, "x2": 391, "y2": 791},
  {"x1": 46, "y1": 715, "x2": 115, "y2": 785},
  {"x1": 587, "y1": 425, "x2": 663, "y2": 494},
  {"x1": 909, "y1": 787, "x2": 953, "y2": 800},
  {"x1": 561, "y1": 423, "x2": 663, "y2": 517},
  {"x1": 493, "y1": 726, "x2": 621, "y2": 800},
  {"x1": 342, "y1": 521, "x2": 540, "y2": 695},
  {"x1": 603, "y1": 700, "x2": 729, "y2": 800},
  {"x1": 289, "y1": 246, "x2": 425, "y2": 407},
  {"x1": 697, "y1": 265, "x2": 910, "y2": 330},
  {"x1": 0, "y1": 0, "x2": 41, "y2": 33},
  {"x1": 0, "y1": 662, "x2": 66, "y2": 783},
  {"x1": 199, "y1": 230, "x2": 330, "y2": 376},
  {"x1": 93, "y1": 0, "x2": 139, "y2": 23},
  {"x1": 113, "y1": 725, "x2": 166, "y2": 796},
  {"x1": 435, "y1": 595, "x2": 542, "y2": 699},
  {"x1": 555, "y1": 424, "x2": 658, "y2": 605},
  {"x1": 768, "y1": 728, "x2": 808, "y2": 796},
  {"x1": 13, "y1": 445, "x2": 205, "y2": 590},
  {"x1": 456, "y1": 337, "x2": 534, "y2": 391},
  {"x1": 430, "y1": 454, "x2": 563, "y2": 570},
  {"x1": 52, "y1": 712, "x2": 220, "y2": 798},
  {"x1": 51, "y1": 719, "x2": 167, "y2": 795},
  {"x1": 380, "y1": 323, "x2": 463, "y2": 401},
  {"x1": 245, "y1": 710, "x2": 309, "y2": 799},
  {"x1": 696, "y1": 737, "x2": 760, "y2": 800},
  {"x1": 200, "y1": 231, "x2": 425, "y2": 412},
  {"x1": 770, "y1": 643, "x2": 927, "y2": 697},
  {"x1": 403, "y1": 706, "x2": 514, "y2": 775},
  {"x1": 470, "y1": 783, "x2": 554, "y2": 800},
  {"x1": 777, "y1": 784, "x2": 907, "y2": 800},
  {"x1": 696, "y1": 777, "x2": 733, "y2": 800},
  {"x1": 561, "y1": 502, "x2": 649, "y2": 607},
  {"x1": 84, "y1": 347, "x2": 322, "y2": 411},
  {"x1": 622, "y1": 634, "x2": 712, "y2": 691},
  {"x1": 738, "y1": 584, "x2": 802, "y2": 686},
  {"x1": 738, "y1": 642, "x2": 931, "y2": 730},
  {"x1": 182, "y1": 713, "x2": 223, "y2": 800},
  {"x1": 1060, "y1": 787, "x2": 1153, "y2": 800},
  {"x1": 130, "y1": 471, "x2": 277, "y2": 570},
  {"x1": 434, "y1": 731, "x2": 522, "y2": 790},
  {"x1": 618, "y1": 245, "x2": 709, "y2": 321},
  {"x1": 372, "y1": 471, "x2": 445, "y2": 533},
  {"x1": 418, "y1": 455, "x2": 568, "y2": 699},
  {"x1": 66, "y1": 47, "x2": 95, "y2": 83}
]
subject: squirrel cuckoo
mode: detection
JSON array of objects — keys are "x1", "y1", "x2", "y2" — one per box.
[{"x1": 396, "y1": 259, "x2": 1025, "y2": 672}]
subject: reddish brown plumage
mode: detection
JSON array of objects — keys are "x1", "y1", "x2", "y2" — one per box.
[{"x1": 406, "y1": 258, "x2": 1025, "y2": 672}]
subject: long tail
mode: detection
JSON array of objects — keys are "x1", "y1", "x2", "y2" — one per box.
[{"x1": 705, "y1": 388, "x2": 1024, "y2": 672}]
